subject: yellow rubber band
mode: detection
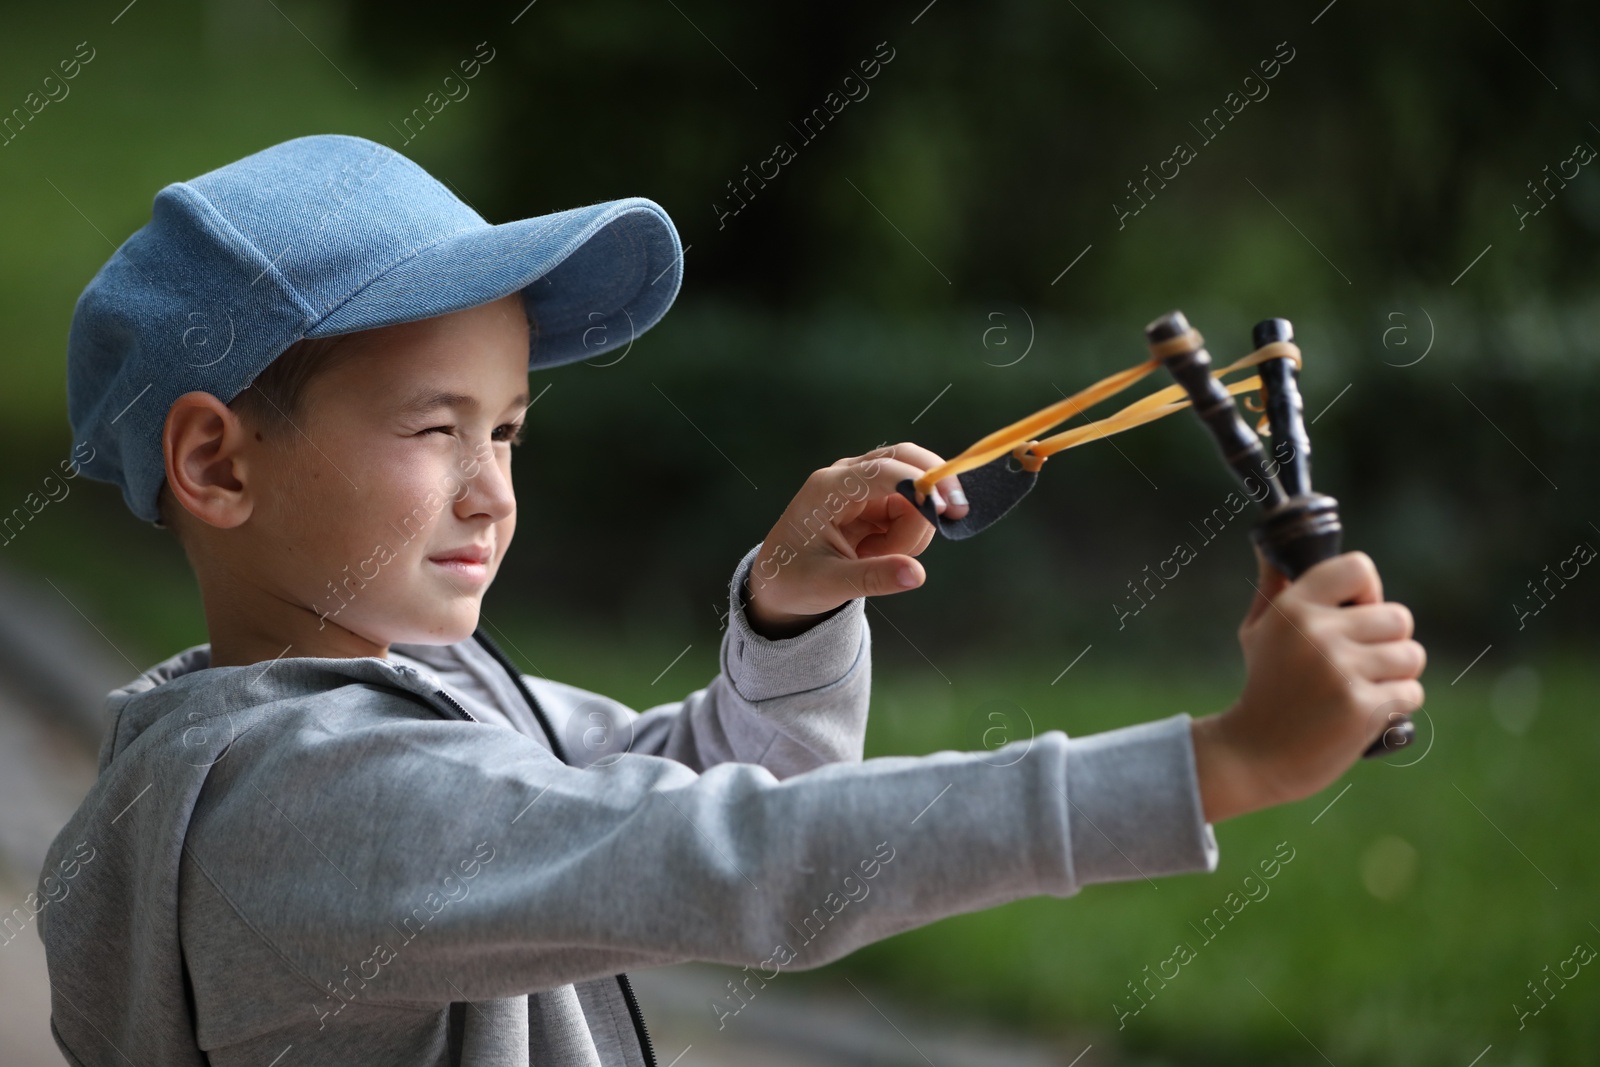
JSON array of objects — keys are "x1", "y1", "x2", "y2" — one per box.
[
  {"x1": 913, "y1": 340, "x2": 1302, "y2": 496},
  {"x1": 1147, "y1": 327, "x2": 1206, "y2": 359}
]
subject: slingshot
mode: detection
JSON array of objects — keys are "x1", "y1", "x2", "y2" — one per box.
[{"x1": 895, "y1": 309, "x2": 1415, "y2": 760}]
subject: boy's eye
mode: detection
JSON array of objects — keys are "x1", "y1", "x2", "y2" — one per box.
[{"x1": 415, "y1": 424, "x2": 523, "y2": 445}]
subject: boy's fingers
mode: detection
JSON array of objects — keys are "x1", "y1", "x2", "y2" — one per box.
[
  {"x1": 822, "y1": 551, "x2": 925, "y2": 598},
  {"x1": 930, "y1": 473, "x2": 967, "y2": 514},
  {"x1": 1293, "y1": 551, "x2": 1383, "y2": 608},
  {"x1": 856, "y1": 491, "x2": 937, "y2": 559},
  {"x1": 844, "y1": 441, "x2": 945, "y2": 477},
  {"x1": 1374, "y1": 677, "x2": 1426, "y2": 714},
  {"x1": 1353, "y1": 639, "x2": 1427, "y2": 682},
  {"x1": 882, "y1": 443, "x2": 965, "y2": 509},
  {"x1": 1342, "y1": 603, "x2": 1415, "y2": 644},
  {"x1": 810, "y1": 459, "x2": 938, "y2": 562},
  {"x1": 842, "y1": 442, "x2": 969, "y2": 516},
  {"x1": 825, "y1": 454, "x2": 946, "y2": 521}
]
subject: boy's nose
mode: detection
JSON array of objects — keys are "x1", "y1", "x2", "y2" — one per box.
[{"x1": 456, "y1": 454, "x2": 516, "y2": 524}]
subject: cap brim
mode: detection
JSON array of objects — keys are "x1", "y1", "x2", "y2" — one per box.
[{"x1": 305, "y1": 196, "x2": 682, "y2": 368}]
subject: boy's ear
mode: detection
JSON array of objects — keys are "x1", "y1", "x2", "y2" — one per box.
[{"x1": 163, "y1": 391, "x2": 256, "y2": 530}]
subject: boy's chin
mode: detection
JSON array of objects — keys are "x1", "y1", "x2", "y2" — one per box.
[{"x1": 391, "y1": 605, "x2": 482, "y2": 647}]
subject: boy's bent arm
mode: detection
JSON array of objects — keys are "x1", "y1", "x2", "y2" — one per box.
[
  {"x1": 522, "y1": 540, "x2": 871, "y2": 777},
  {"x1": 178, "y1": 702, "x2": 1215, "y2": 1040},
  {"x1": 517, "y1": 432, "x2": 973, "y2": 779}
]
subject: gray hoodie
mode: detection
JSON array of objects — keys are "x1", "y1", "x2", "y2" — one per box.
[{"x1": 36, "y1": 541, "x2": 1218, "y2": 1066}]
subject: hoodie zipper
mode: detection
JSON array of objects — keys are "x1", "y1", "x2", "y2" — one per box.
[
  {"x1": 469, "y1": 629, "x2": 658, "y2": 1067},
  {"x1": 429, "y1": 688, "x2": 478, "y2": 723},
  {"x1": 615, "y1": 972, "x2": 658, "y2": 1067},
  {"x1": 471, "y1": 629, "x2": 570, "y2": 763}
]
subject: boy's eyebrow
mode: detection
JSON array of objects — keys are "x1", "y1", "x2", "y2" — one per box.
[{"x1": 395, "y1": 389, "x2": 530, "y2": 415}]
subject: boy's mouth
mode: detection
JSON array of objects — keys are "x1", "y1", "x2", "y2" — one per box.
[{"x1": 428, "y1": 543, "x2": 492, "y2": 584}]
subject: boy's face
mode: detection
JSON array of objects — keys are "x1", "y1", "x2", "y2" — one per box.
[{"x1": 252, "y1": 292, "x2": 530, "y2": 650}]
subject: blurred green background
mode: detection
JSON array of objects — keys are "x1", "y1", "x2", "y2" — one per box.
[{"x1": 1, "y1": 0, "x2": 1596, "y2": 1063}]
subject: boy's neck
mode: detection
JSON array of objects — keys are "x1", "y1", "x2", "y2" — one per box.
[{"x1": 201, "y1": 570, "x2": 389, "y2": 668}]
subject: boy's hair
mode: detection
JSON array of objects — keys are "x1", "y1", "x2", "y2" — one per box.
[
  {"x1": 154, "y1": 333, "x2": 363, "y2": 533},
  {"x1": 230, "y1": 334, "x2": 365, "y2": 434}
]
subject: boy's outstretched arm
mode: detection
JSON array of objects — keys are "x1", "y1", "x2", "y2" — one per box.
[{"x1": 1191, "y1": 548, "x2": 1427, "y2": 822}]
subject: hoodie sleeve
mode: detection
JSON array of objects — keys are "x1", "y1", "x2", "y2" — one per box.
[
  {"x1": 522, "y1": 540, "x2": 870, "y2": 778},
  {"x1": 176, "y1": 696, "x2": 1218, "y2": 1043}
]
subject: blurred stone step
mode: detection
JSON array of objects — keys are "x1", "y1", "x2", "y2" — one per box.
[
  {"x1": 627, "y1": 961, "x2": 1098, "y2": 1067},
  {"x1": 0, "y1": 564, "x2": 132, "y2": 750}
]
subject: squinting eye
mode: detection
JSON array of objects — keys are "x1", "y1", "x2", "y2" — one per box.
[
  {"x1": 493, "y1": 422, "x2": 525, "y2": 445},
  {"x1": 420, "y1": 426, "x2": 453, "y2": 436}
]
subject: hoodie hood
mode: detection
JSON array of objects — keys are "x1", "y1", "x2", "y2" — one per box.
[
  {"x1": 93, "y1": 644, "x2": 460, "y2": 770},
  {"x1": 37, "y1": 641, "x2": 469, "y2": 1066}
]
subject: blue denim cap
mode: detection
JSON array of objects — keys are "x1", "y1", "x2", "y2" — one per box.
[{"x1": 65, "y1": 133, "x2": 684, "y2": 525}]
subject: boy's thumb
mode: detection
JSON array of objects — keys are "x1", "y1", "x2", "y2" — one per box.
[
  {"x1": 832, "y1": 554, "x2": 925, "y2": 599},
  {"x1": 1243, "y1": 546, "x2": 1290, "y2": 627}
]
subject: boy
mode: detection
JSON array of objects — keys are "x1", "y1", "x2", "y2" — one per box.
[{"x1": 42, "y1": 134, "x2": 1425, "y2": 1066}]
